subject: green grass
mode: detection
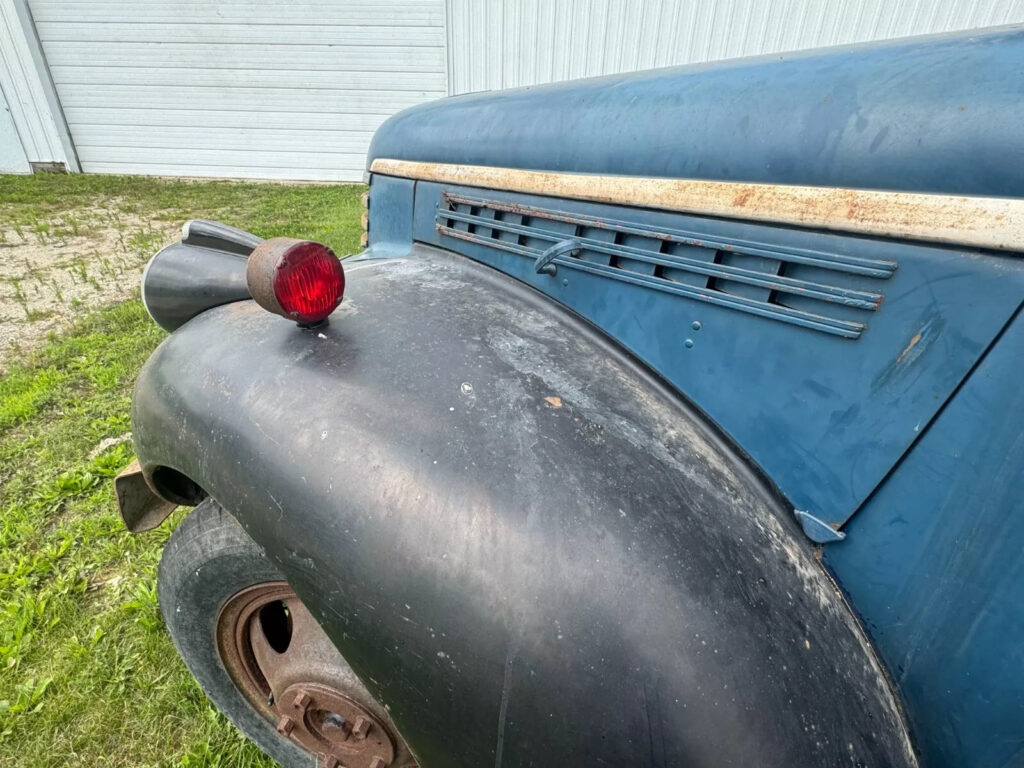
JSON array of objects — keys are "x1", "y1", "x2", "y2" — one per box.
[
  {"x1": 0, "y1": 173, "x2": 364, "y2": 249},
  {"x1": 0, "y1": 175, "x2": 365, "y2": 766}
]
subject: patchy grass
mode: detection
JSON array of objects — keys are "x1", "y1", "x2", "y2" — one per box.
[
  {"x1": 0, "y1": 174, "x2": 365, "y2": 363},
  {"x1": 0, "y1": 175, "x2": 365, "y2": 766},
  {"x1": 0, "y1": 174, "x2": 362, "y2": 246}
]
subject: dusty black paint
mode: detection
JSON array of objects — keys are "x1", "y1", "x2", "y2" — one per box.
[
  {"x1": 143, "y1": 220, "x2": 262, "y2": 332},
  {"x1": 142, "y1": 241, "x2": 250, "y2": 332},
  {"x1": 132, "y1": 246, "x2": 915, "y2": 767}
]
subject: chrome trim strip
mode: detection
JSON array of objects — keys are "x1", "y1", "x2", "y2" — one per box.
[{"x1": 372, "y1": 158, "x2": 1024, "y2": 251}]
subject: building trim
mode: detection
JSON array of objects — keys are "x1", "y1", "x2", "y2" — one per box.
[{"x1": 11, "y1": 0, "x2": 78, "y2": 171}]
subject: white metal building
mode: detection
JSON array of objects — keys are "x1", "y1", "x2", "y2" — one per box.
[{"x1": 2, "y1": 0, "x2": 1023, "y2": 181}]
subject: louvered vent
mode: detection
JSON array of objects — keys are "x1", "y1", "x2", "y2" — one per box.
[{"x1": 435, "y1": 192, "x2": 897, "y2": 339}]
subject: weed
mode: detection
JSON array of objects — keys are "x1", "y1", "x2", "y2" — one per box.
[
  {"x1": 126, "y1": 228, "x2": 167, "y2": 261},
  {"x1": 25, "y1": 309, "x2": 54, "y2": 323},
  {"x1": 8, "y1": 279, "x2": 30, "y2": 319},
  {"x1": 30, "y1": 219, "x2": 50, "y2": 243}
]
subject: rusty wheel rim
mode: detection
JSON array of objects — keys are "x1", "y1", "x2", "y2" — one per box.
[{"x1": 216, "y1": 581, "x2": 412, "y2": 768}]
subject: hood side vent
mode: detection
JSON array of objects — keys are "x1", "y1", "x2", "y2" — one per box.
[{"x1": 436, "y1": 192, "x2": 896, "y2": 339}]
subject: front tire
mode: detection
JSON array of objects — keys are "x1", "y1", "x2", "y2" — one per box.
[
  {"x1": 158, "y1": 499, "x2": 415, "y2": 768},
  {"x1": 158, "y1": 499, "x2": 314, "y2": 766}
]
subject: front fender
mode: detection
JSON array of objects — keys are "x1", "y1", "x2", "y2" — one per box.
[{"x1": 132, "y1": 246, "x2": 915, "y2": 767}]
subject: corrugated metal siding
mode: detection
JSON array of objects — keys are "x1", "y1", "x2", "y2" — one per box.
[
  {"x1": 6, "y1": 0, "x2": 1023, "y2": 180},
  {"x1": 0, "y1": 82, "x2": 31, "y2": 172},
  {"x1": 447, "y1": 0, "x2": 1024, "y2": 94},
  {"x1": 0, "y1": 0, "x2": 67, "y2": 164},
  {"x1": 31, "y1": 0, "x2": 447, "y2": 181}
]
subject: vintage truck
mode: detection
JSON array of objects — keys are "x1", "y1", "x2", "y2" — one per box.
[{"x1": 116, "y1": 25, "x2": 1023, "y2": 768}]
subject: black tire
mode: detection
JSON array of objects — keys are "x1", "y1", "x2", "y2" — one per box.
[{"x1": 158, "y1": 499, "x2": 313, "y2": 767}]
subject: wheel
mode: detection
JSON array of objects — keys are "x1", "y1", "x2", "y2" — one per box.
[{"x1": 158, "y1": 499, "x2": 417, "y2": 768}]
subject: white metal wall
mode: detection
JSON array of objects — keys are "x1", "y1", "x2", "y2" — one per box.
[
  {"x1": 3, "y1": 1, "x2": 1024, "y2": 180},
  {"x1": 0, "y1": 83, "x2": 30, "y2": 172},
  {"x1": 447, "y1": 0, "x2": 1024, "y2": 94},
  {"x1": 0, "y1": 0, "x2": 69, "y2": 169},
  {"x1": 29, "y1": 0, "x2": 447, "y2": 181}
]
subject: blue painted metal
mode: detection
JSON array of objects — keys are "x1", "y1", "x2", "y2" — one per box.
[
  {"x1": 439, "y1": 220, "x2": 872, "y2": 337},
  {"x1": 794, "y1": 510, "x2": 846, "y2": 543},
  {"x1": 401, "y1": 179, "x2": 1024, "y2": 535},
  {"x1": 825, "y1": 310, "x2": 1024, "y2": 768},
  {"x1": 366, "y1": 174, "x2": 415, "y2": 256},
  {"x1": 369, "y1": 26, "x2": 1024, "y2": 198},
  {"x1": 436, "y1": 193, "x2": 892, "y2": 336},
  {"x1": 445, "y1": 193, "x2": 899, "y2": 278},
  {"x1": 361, "y1": 27, "x2": 1024, "y2": 767}
]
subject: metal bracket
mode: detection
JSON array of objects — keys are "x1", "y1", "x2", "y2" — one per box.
[
  {"x1": 794, "y1": 510, "x2": 846, "y2": 543},
  {"x1": 534, "y1": 238, "x2": 581, "y2": 276}
]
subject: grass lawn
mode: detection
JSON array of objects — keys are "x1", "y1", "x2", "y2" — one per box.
[{"x1": 0, "y1": 174, "x2": 365, "y2": 766}]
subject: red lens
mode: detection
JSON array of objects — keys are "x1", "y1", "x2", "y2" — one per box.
[{"x1": 272, "y1": 242, "x2": 345, "y2": 324}]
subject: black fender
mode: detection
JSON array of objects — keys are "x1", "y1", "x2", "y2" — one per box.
[{"x1": 132, "y1": 245, "x2": 916, "y2": 767}]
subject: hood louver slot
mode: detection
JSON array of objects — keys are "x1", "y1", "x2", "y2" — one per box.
[{"x1": 436, "y1": 192, "x2": 896, "y2": 339}]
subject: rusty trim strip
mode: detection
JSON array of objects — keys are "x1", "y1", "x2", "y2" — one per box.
[{"x1": 371, "y1": 158, "x2": 1024, "y2": 252}]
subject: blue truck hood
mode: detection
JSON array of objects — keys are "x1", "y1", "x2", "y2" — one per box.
[{"x1": 369, "y1": 25, "x2": 1024, "y2": 197}]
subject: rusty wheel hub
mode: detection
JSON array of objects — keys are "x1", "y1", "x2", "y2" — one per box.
[
  {"x1": 216, "y1": 582, "x2": 415, "y2": 768},
  {"x1": 275, "y1": 683, "x2": 394, "y2": 768}
]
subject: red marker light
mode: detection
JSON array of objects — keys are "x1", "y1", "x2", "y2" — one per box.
[{"x1": 247, "y1": 238, "x2": 345, "y2": 326}]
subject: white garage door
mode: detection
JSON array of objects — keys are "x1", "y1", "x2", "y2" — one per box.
[{"x1": 30, "y1": 1, "x2": 447, "y2": 181}]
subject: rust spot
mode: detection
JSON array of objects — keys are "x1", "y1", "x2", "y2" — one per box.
[
  {"x1": 873, "y1": 316, "x2": 944, "y2": 392},
  {"x1": 544, "y1": 396, "x2": 562, "y2": 408},
  {"x1": 732, "y1": 188, "x2": 754, "y2": 207},
  {"x1": 895, "y1": 331, "x2": 923, "y2": 366}
]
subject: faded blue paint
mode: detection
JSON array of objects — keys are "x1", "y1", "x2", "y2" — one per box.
[
  {"x1": 366, "y1": 175, "x2": 415, "y2": 257},
  {"x1": 794, "y1": 509, "x2": 846, "y2": 543},
  {"x1": 370, "y1": 26, "x2": 1024, "y2": 197},
  {"x1": 826, "y1": 311, "x2": 1024, "y2": 768},
  {"x1": 363, "y1": 26, "x2": 1024, "y2": 768},
  {"x1": 404, "y1": 180, "x2": 1024, "y2": 535}
]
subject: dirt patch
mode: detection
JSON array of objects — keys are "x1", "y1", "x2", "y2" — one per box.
[{"x1": 0, "y1": 204, "x2": 179, "y2": 367}]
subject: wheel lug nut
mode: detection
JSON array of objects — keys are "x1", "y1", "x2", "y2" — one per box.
[
  {"x1": 276, "y1": 715, "x2": 296, "y2": 736},
  {"x1": 352, "y1": 716, "x2": 371, "y2": 740},
  {"x1": 294, "y1": 691, "x2": 311, "y2": 710},
  {"x1": 369, "y1": 758, "x2": 387, "y2": 768},
  {"x1": 323, "y1": 756, "x2": 339, "y2": 768}
]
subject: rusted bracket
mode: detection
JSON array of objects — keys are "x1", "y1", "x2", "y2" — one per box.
[
  {"x1": 535, "y1": 238, "x2": 581, "y2": 276},
  {"x1": 794, "y1": 509, "x2": 846, "y2": 543},
  {"x1": 115, "y1": 458, "x2": 178, "y2": 533}
]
